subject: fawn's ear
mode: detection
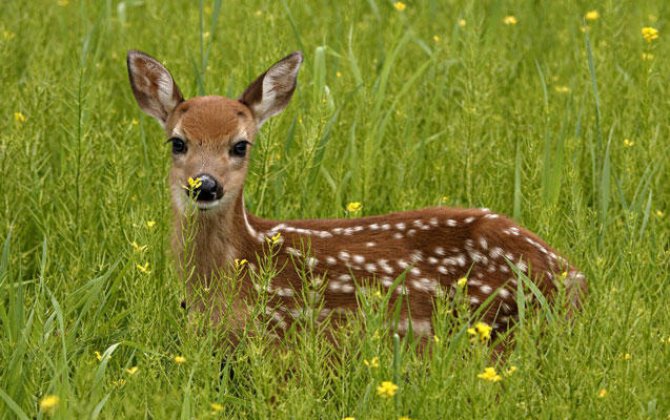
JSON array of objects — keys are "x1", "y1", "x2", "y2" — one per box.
[
  {"x1": 127, "y1": 50, "x2": 184, "y2": 127},
  {"x1": 239, "y1": 52, "x2": 303, "y2": 126}
]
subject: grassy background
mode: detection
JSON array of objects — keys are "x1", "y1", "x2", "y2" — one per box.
[{"x1": 1, "y1": 0, "x2": 669, "y2": 418}]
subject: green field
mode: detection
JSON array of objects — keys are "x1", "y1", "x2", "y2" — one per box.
[{"x1": 1, "y1": 0, "x2": 669, "y2": 418}]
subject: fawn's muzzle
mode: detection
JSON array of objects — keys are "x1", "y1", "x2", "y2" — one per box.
[{"x1": 189, "y1": 174, "x2": 223, "y2": 202}]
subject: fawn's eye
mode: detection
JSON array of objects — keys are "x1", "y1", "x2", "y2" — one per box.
[
  {"x1": 231, "y1": 140, "x2": 249, "y2": 157},
  {"x1": 169, "y1": 138, "x2": 187, "y2": 154}
]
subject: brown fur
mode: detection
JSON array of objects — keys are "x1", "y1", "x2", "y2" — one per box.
[{"x1": 127, "y1": 50, "x2": 587, "y2": 349}]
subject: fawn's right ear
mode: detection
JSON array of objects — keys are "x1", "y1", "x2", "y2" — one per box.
[{"x1": 127, "y1": 50, "x2": 183, "y2": 127}]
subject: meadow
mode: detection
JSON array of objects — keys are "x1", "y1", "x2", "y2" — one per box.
[{"x1": 1, "y1": 0, "x2": 669, "y2": 418}]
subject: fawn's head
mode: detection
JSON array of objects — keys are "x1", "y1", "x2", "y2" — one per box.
[{"x1": 127, "y1": 50, "x2": 302, "y2": 214}]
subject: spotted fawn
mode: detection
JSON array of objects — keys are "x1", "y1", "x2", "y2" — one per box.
[{"x1": 127, "y1": 50, "x2": 586, "y2": 345}]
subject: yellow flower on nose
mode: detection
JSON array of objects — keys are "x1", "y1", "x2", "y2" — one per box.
[{"x1": 187, "y1": 176, "x2": 203, "y2": 190}]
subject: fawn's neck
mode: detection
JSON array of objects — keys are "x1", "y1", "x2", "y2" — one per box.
[{"x1": 174, "y1": 189, "x2": 261, "y2": 288}]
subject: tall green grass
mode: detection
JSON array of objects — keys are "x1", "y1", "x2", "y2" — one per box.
[{"x1": 1, "y1": 0, "x2": 668, "y2": 418}]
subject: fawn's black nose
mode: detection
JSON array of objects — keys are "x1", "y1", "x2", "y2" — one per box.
[{"x1": 190, "y1": 174, "x2": 223, "y2": 202}]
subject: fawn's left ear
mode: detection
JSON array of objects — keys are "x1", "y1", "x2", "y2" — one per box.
[
  {"x1": 127, "y1": 50, "x2": 184, "y2": 127},
  {"x1": 239, "y1": 51, "x2": 303, "y2": 126}
]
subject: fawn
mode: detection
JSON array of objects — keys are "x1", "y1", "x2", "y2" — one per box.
[{"x1": 127, "y1": 50, "x2": 586, "y2": 346}]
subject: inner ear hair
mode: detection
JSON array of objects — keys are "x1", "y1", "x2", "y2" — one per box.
[
  {"x1": 239, "y1": 51, "x2": 303, "y2": 126},
  {"x1": 127, "y1": 50, "x2": 184, "y2": 126}
]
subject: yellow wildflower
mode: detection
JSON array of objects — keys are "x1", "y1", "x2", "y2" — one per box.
[
  {"x1": 655, "y1": 210, "x2": 665, "y2": 218},
  {"x1": 174, "y1": 355, "x2": 186, "y2": 364},
  {"x1": 14, "y1": 112, "x2": 26, "y2": 123},
  {"x1": 433, "y1": 35, "x2": 441, "y2": 43},
  {"x1": 39, "y1": 395, "x2": 60, "y2": 412},
  {"x1": 146, "y1": 220, "x2": 156, "y2": 229},
  {"x1": 641, "y1": 52, "x2": 654, "y2": 61},
  {"x1": 585, "y1": 10, "x2": 599, "y2": 21},
  {"x1": 112, "y1": 378, "x2": 127, "y2": 387},
  {"x1": 505, "y1": 365, "x2": 518, "y2": 376},
  {"x1": 393, "y1": 2, "x2": 406, "y2": 12},
  {"x1": 95, "y1": 351, "x2": 110, "y2": 362},
  {"x1": 641, "y1": 27, "x2": 659, "y2": 43},
  {"x1": 136, "y1": 262, "x2": 151, "y2": 274},
  {"x1": 346, "y1": 202, "x2": 363, "y2": 213},
  {"x1": 458, "y1": 19, "x2": 466, "y2": 28},
  {"x1": 399, "y1": 417, "x2": 412, "y2": 420},
  {"x1": 598, "y1": 388, "x2": 608, "y2": 398},
  {"x1": 622, "y1": 353, "x2": 632, "y2": 361},
  {"x1": 131, "y1": 118, "x2": 139, "y2": 126},
  {"x1": 467, "y1": 322, "x2": 492, "y2": 342},
  {"x1": 623, "y1": 139, "x2": 634, "y2": 148},
  {"x1": 234, "y1": 258, "x2": 248, "y2": 269},
  {"x1": 364, "y1": 356, "x2": 379, "y2": 368},
  {"x1": 433, "y1": 335, "x2": 440, "y2": 343},
  {"x1": 376, "y1": 381, "x2": 399, "y2": 398},
  {"x1": 186, "y1": 176, "x2": 203, "y2": 190},
  {"x1": 503, "y1": 16, "x2": 518, "y2": 26},
  {"x1": 336, "y1": 71, "x2": 342, "y2": 78},
  {"x1": 125, "y1": 366, "x2": 139, "y2": 375},
  {"x1": 269, "y1": 232, "x2": 282, "y2": 245},
  {"x1": 343, "y1": 417, "x2": 355, "y2": 420},
  {"x1": 457, "y1": 277, "x2": 467, "y2": 288},
  {"x1": 131, "y1": 241, "x2": 147, "y2": 253},
  {"x1": 554, "y1": 86, "x2": 570, "y2": 93},
  {"x1": 211, "y1": 403, "x2": 224, "y2": 412},
  {"x1": 477, "y1": 367, "x2": 502, "y2": 382}
]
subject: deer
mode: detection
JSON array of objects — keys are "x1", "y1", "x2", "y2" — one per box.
[{"x1": 126, "y1": 50, "x2": 586, "y2": 349}]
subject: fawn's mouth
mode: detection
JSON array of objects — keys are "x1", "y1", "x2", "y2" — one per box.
[{"x1": 195, "y1": 198, "x2": 223, "y2": 211}]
